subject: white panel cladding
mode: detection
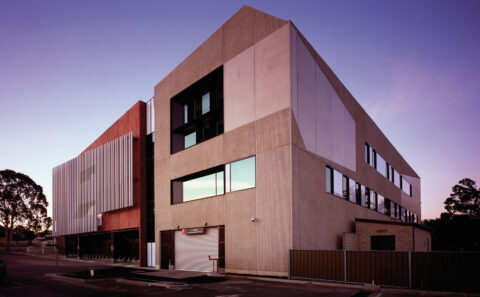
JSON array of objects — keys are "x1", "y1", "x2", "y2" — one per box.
[
  {"x1": 52, "y1": 132, "x2": 133, "y2": 236},
  {"x1": 146, "y1": 97, "x2": 155, "y2": 134}
]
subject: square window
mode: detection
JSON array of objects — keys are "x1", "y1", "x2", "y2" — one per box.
[{"x1": 184, "y1": 132, "x2": 196, "y2": 148}]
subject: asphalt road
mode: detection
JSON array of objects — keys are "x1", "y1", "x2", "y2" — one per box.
[
  {"x1": 0, "y1": 251, "x2": 358, "y2": 297},
  {"x1": 0, "y1": 251, "x2": 477, "y2": 297}
]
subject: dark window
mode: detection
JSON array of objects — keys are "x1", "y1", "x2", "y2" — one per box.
[
  {"x1": 385, "y1": 199, "x2": 391, "y2": 216},
  {"x1": 171, "y1": 66, "x2": 223, "y2": 154},
  {"x1": 365, "y1": 188, "x2": 371, "y2": 208},
  {"x1": 356, "y1": 182, "x2": 362, "y2": 205},
  {"x1": 219, "y1": 226, "x2": 225, "y2": 268},
  {"x1": 386, "y1": 163, "x2": 390, "y2": 179},
  {"x1": 342, "y1": 175, "x2": 349, "y2": 199},
  {"x1": 371, "y1": 235, "x2": 395, "y2": 250},
  {"x1": 365, "y1": 143, "x2": 370, "y2": 164},
  {"x1": 146, "y1": 133, "x2": 155, "y2": 242},
  {"x1": 373, "y1": 149, "x2": 377, "y2": 169},
  {"x1": 160, "y1": 230, "x2": 175, "y2": 269}
]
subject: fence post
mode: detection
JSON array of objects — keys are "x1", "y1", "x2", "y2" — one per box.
[
  {"x1": 288, "y1": 249, "x2": 291, "y2": 279},
  {"x1": 344, "y1": 250, "x2": 347, "y2": 283},
  {"x1": 408, "y1": 251, "x2": 412, "y2": 288}
]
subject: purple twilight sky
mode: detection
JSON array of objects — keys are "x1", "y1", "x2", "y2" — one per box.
[{"x1": 1, "y1": 0, "x2": 479, "y2": 220}]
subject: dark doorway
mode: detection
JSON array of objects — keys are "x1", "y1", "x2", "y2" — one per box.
[
  {"x1": 371, "y1": 235, "x2": 395, "y2": 250},
  {"x1": 160, "y1": 230, "x2": 175, "y2": 269}
]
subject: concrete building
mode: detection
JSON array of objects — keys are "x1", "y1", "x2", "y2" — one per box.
[{"x1": 53, "y1": 6, "x2": 424, "y2": 276}]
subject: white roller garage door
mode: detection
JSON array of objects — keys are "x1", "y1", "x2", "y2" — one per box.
[{"x1": 174, "y1": 227, "x2": 218, "y2": 272}]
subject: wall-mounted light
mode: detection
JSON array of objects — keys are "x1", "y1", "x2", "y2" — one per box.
[{"x1": 251, "y1": 217, "x2": 257, "y2": 222}]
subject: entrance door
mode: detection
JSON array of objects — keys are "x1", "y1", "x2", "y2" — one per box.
[{"x1": 174, "y1": 227, "x2": 218, "y2": 272}]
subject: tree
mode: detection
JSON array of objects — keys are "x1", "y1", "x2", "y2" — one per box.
[
  {"x1": 0, "y1": 169, "x2": 49, "y2": 251},
  {"x1": 444, "y1": 178, "x2": 480, "y2": 218},
  {"x1": 423, "y1": 178, "x2": 480, "y2": 250}
]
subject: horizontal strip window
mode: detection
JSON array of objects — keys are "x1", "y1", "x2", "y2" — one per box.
[
  {"x1": 365, "y1": 142, "x2": 412, "y2": 197},
  {"x1": 171, "y1": 156, "x2": 255, "y2": 204},
  {"x1": 325, "y1": 165, "x2": 418, "y2": 223}
]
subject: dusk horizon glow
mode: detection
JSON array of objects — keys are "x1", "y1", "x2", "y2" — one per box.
[{"x1": 1, "y1": 0, "x2": 479, "y2": 220}]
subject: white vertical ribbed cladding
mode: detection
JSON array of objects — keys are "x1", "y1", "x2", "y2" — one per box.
[
  {"x1": 52, "y1": 133, "x2": 134, "y2": 236},
  {"x1": 146, "y1": 97, "x2": 155, "y2": 134}
]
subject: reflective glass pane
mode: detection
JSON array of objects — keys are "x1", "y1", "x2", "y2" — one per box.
[
  {"x1": 183, "y1": 173, "x2": 216, "y2": 202},
  {"x1": 216, "y1": 171, "x2": 224, "y2": 195},
  {"x1": 377, "y1": 194, "x2": 384, "y2": 213},
  {"x1": 184, "y1": 104, "x2": 188, "y2": 124},
  {"x1": 365, "y1": 188, "x2": 371, "y2": 208},
  {"x1": 394, "y1": 170, "x2": 401, "y2": 188},
  {"x1": 372, "y1": 192, "x2": 377, "y2": 210},
  {"x1": 225, "y1": 164, "x2": 231, "y2": 193},
  {"x1": 370, "y1": 147, "x2": 375, "y2": 167},
  {"x1": 349, "y1": 178, "x2": 356, "y2": 203},
  {"x1": 342, "y1": 175, "x2": 349, "y2": 199},
  {"x1": 326, "y1": 167, "x2": 332, "y2": 194},
  {"x1": 401, "y1": 177, "x2": 411, "y2": 195},
  {"x1": 184, "y1": 131, "x2": 196, "y2": 148},
  {"x1": 333, "y1": 170, "x2": 343, "y2": 197},
  {"x1": 361, "y1": 185, "x2": 366, "y2": 206},
  {"x1": 202, "y1": 92, "x2": 210, "y2": 115},
  {"x1": 231, "y1": 156, "x2": 255, "y2": 192},
  {"x1": 376, "y1": 153, "x2": 387, "y2": 178}
]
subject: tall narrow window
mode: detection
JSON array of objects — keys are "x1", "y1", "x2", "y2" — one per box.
[
  {"x1": 184, "y1": 104, "x2": 188, "y2": 124},
  {"x1": 202, "y1": 92, "x2": 210, "y2": 115},
  {"x1": 365, "y1": 143, "x2": 370, "y2": 164},
  {"x1": 225, "y1": 164, "x2": 231, "y2": 193},
  {"x1": 216, "y1": 171, "x2": 224, "y2": 195},
  {"x1": 333, "y1": 169, "x2": 343, "y2": 197},
  {"x1": 342, "y1": 175, "x2": 349, "y2": 199},
  {"x1": 361, "y1": 185, "x2": 366, "y2": 207},
  {"x1": 377, "y1": 194, "x2": 384, "y2": 213},
  {"x1": 365, "y1": 188, "x2": 371, "y2": 208},
  {"x1": 349, "y1": 178, "x2": 356, "y2": 203},
  {"x1": 385, "y1": 199, "x2": 391, "y2": 216},
  {"x1": 356, "y1": 182, "x2": 362, "y2": 205},
  {"x1": 326, "y1": 166, "x2": 333, "y2": 194}
]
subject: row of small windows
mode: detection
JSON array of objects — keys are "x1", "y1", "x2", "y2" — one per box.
[
  {"x1": 365, "y1": 143, "x2": 412, "y2": 197},
  {"x1": 171, "y1": 156, "x2": 256, "y2": 204},
  {"x1": 326, "y1": 166, "x2": 418, "y2": 223}
]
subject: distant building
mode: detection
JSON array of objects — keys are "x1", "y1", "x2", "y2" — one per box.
[{"x1": 53, "y1": 6, "x2": 425, "y2": 276}]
